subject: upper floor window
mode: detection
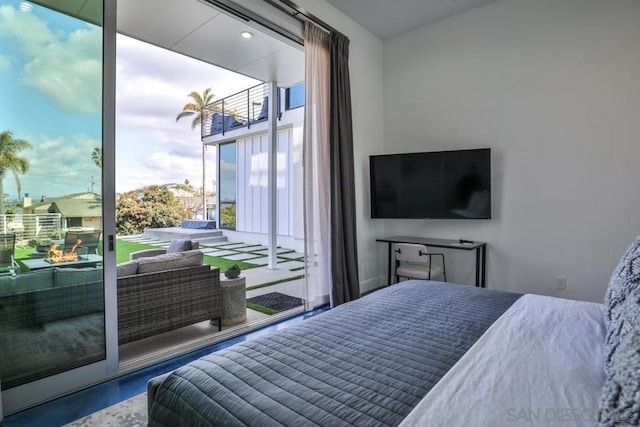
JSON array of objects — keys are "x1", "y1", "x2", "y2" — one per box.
[{"x1": 285, "y1": 83, "x2": 304, "y2": 110}]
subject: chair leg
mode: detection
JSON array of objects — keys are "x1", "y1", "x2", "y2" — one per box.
[{"x1": 211, "y1": 317, "x2": 221, "y2": 331}]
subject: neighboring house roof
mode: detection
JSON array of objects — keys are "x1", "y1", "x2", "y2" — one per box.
[
  {"x1": 48, "y1": 199, "x2": 102, "y2": 217},
  {"x1": 30, "y1": 192, "x2": 102, "y2": 217}
]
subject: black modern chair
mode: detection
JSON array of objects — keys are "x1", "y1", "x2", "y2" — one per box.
[
  {"x1": 0, "y1": 233, "x2": 18, "y2": 275},
  {"x1": 393, "y1": 243, "x2": 446, "y2": 284},
  {"x1": 64, "y1": 231, "x2": 101, "y2": 255}
]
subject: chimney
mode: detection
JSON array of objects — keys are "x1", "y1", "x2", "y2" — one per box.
[{"x1": 23, "y1": 195, "x2": 31, "y2": 208}]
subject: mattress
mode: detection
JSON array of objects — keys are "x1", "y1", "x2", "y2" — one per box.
[{"x1": 147, "y1": 280, "x2": 521, "y2": 426}]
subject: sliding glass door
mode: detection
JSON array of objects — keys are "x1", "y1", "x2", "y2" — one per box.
[{"x1": 0, "y1": 0, "x2": 115, "y2": 414}]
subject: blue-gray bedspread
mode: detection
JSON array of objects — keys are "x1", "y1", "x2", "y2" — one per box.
[{"x1": 148, "y1": 280, "x2": 521, "y2": 426}]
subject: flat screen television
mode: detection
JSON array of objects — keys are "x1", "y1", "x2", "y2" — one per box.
[{"x1": 370, "y1": 148, "x2": 491, "y2": 219}]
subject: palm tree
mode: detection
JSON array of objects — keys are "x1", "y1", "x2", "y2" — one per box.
[
  {"x1": 176, "y1": 88, "x2": 215, "y2": 130},
  {"x1": 91, "y1": 147, "x2": 102, "y2": 168},
  {"x1": 0, "y1": 130, "x2": 32, "y2": 214}
]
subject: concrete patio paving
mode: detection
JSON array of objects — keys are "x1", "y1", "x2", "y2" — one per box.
[{"x1": 118, "y1": 234, "x2": 305, "y2": 299}]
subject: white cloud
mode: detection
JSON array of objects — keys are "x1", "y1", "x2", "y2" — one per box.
[
  {"x1": 0, "y1": 5, "x2": 101, "y2": 113},
  {"x1": 19, "y1": 133, "x2": 102, "y2": 198},
  {"x1": 0, "y1": 5, "x2": 56, "y2": 54},
  {"x1": 145, "y1": 151, "x2": 200, "y2": 174},
  {"x1": 0, "y1": 54, "x2": 11, "y2": 71},
  {"x1": 0, "y1": 5, "x2": 263, "y2": 196},
  {"x1": 114, "y1": 34, "x2": 259, "y2": 193},
  {"x1": 219, "y1": 158, "x2": 236, "y2": 181},
  {"x1": 38, "y1": 136, "x2": 64, "y2": 150}
]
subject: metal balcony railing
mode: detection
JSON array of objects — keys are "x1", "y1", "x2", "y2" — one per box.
[
  {"x1": 0, "y1": 213, "x2": 63, "y2": 243},
  {"x1": 201, "y1": 83, "x2": 282, "y2": 138}
]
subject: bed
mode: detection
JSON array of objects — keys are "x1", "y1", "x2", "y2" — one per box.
[{"x1": 147, "y1": 237, "x2": 640, "y2": 426}]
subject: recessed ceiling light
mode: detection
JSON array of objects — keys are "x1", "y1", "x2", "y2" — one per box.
[
  {"x1": 19, "y1": 2, "x2": 33, "y2": 12},
  {"x1": 241, "y1": 31, "x2": 253, "y2": 39}
]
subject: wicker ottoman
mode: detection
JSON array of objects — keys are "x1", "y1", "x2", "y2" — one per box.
[{"x1": 221, "y1": 276, "x2": 247, "y2": 326}]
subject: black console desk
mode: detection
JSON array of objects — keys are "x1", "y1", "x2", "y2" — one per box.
[{"x1": 376, "y1": 236, "x2": 487, "y2": 287}]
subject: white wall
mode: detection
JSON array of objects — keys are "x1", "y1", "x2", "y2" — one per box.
[
  {"x1": 295, "y1": 0, "x2": 385, "y2": 294},
  {"x1": 236, "y1": 127, "x2": 299, "y2": 237},
  {"x1": 382, "y1": 0, "x2": 640, "y2": 302}
]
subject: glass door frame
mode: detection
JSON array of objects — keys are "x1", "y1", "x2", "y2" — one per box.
[{"x1": 2, "y1": 0, "x2": 118, "y2": 414}]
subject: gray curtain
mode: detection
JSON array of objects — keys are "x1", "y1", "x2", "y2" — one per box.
[{"x1": 329, "y1": 31, "x2": 360, "y2": 306}]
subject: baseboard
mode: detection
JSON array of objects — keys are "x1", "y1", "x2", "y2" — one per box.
[{"x1": 359, "y1": 276, "x2": 382, "y2": 295}]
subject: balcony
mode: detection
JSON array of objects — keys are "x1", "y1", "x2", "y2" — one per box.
[{"x1": 201, "y1": 83, "x2": 282, "y2": 139}]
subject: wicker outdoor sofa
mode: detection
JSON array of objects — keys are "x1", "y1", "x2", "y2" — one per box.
[{"x1": 116, "y1": 249, "x2": 221, "y2": 345}]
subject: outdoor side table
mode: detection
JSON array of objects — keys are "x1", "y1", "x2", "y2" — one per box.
[{"x1": 221, "y1": 275, "x2": 247, "y2": 326}]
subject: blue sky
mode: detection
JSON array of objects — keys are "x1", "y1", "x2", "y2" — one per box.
[{"x1": 0, "y1": 0, "x2": 258, "y2": 200}]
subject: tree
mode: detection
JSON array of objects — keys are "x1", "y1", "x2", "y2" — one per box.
[
  {"x1": 171, "y1": 180, "x2": 203, "y2": 218},
  {"x1": 116, "y1": 185, "x2": 190, "y2": 235},
  {"x1": 0, "y1": 130, "x2": 32, "y2": 214},
  {"x1": 176, "y1": 88, "x2": 215, "y2": 130},
  {"x1": 91, "y1": 147, "x2": 102, "y2": 168},
  {"x1": 221, "y1": 204, "x2": 236, "y2": 230}
]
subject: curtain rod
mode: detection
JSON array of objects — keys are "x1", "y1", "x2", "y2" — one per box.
[
  {"x1": 200, "y1": 0, "x2": 305, "y2": 45},
  {"x1": 262, "y1": 0, "x2": 340, "y2": 35}
]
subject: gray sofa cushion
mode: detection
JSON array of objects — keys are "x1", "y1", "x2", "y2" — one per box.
[
  {"x1": 0, "y1": 275, "x2": 14, "y2": 296},
  {"x1": 137, "y1": 250, "x2": 203, "y2": 274},
  {"x1": 598, "y1": 318, "x2": 640, "y2": 426},
  {"x1": 0, "y1": 269, "x2": 53, "y2": 296},
  {"x1": 54, "y1": 267, "x2": 102, "y2": 287},
  {"x1": 167, "y1": 240, "x2": 193, "y2": 254},
  {"x1": 211, "y1": 112, "x2": 244, "y2": 134},
  {"x1": 117, "y1": 260, "x2": 139, "y2": 277},
  {"x1": 604, "y1": 235, "x2": 640, "y2": 372}
]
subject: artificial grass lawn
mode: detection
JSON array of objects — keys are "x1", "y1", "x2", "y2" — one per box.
[
  {"x1": 14, "y1": 239, "x2": 302, "y2": 290},
  {"x1": 246, "y1": 302, "x2": 279, "y2": 316},
  {"x1": 15, "y1": 247, "x2": 36, "y2": 260},
  {"x1": 14, "y1": 238, "x2": 304, "y2": 313},
  {"x1": 246, "y1": 275, "x2": 305, "y2": 291},
  {"x1": 115, "y1": 239, "x2": 257, "y2": 270},
  {"x1": 15, "y1": 239, "x2": 292, "y2": 273}
]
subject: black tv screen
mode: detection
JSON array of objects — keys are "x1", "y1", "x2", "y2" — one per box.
[{"x1": 370, "y1": 148, "x2": 491, "y2": 219}]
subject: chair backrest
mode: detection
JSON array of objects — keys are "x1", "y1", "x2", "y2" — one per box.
[
  {"x1": 211, "y1": 112, "x2": 223, "y2": 129},
  {"x1": 394, "y1": 243, "x2": 430, "y2": 264},
  {"x1": 65, "y1": 231, "x2": 101, "y2": 254},
  {"x1": 257, "y1": 96, "x2": 269, "y2": 120},
  {"x1": 0, "y1": 233, "x2": 15, "y2": 264}
]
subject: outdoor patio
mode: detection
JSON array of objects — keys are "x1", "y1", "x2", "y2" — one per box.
[
  {"x1": 117, "y1": 234, "x2": 305, "y2": 306},
  {"x1": 116, "y1": 234, "x2": 307, "y2": 367}
]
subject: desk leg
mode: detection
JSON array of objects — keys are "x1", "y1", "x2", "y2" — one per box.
[
  {"x1": 481, "y1": 244, "x2": 487, "y2": 288},
  {"x1": 387, "y1": 242, "x2": 393, "y2": 286},
  {"x1": 475, "y1": 245, "x2": 487, "y2": 288},
  {"x1": 475, "y1": 248, "x2": 480, "y2": 287}
]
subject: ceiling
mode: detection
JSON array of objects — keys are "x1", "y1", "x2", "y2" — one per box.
[
  {"x1": 29, "y1": 0, "x2": 499, "y2": 86},
  {"x1": 324, "y1": 0, "x2": 497, "y2": 40},
  {"x1": 117, "y1": 0, "x2": 305, "y2": 87},
  {"x1": 31, "y1": 0, "x2": 305, "y2": 87}
]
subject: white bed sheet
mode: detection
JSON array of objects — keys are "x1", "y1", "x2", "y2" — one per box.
[{"x1": 400, "y1": 294, "x2": 606, "y2": 427}]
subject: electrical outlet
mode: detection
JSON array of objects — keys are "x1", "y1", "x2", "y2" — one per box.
[{"x1": 556, "y1": 276, "x2": 567, "y2": 290}]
